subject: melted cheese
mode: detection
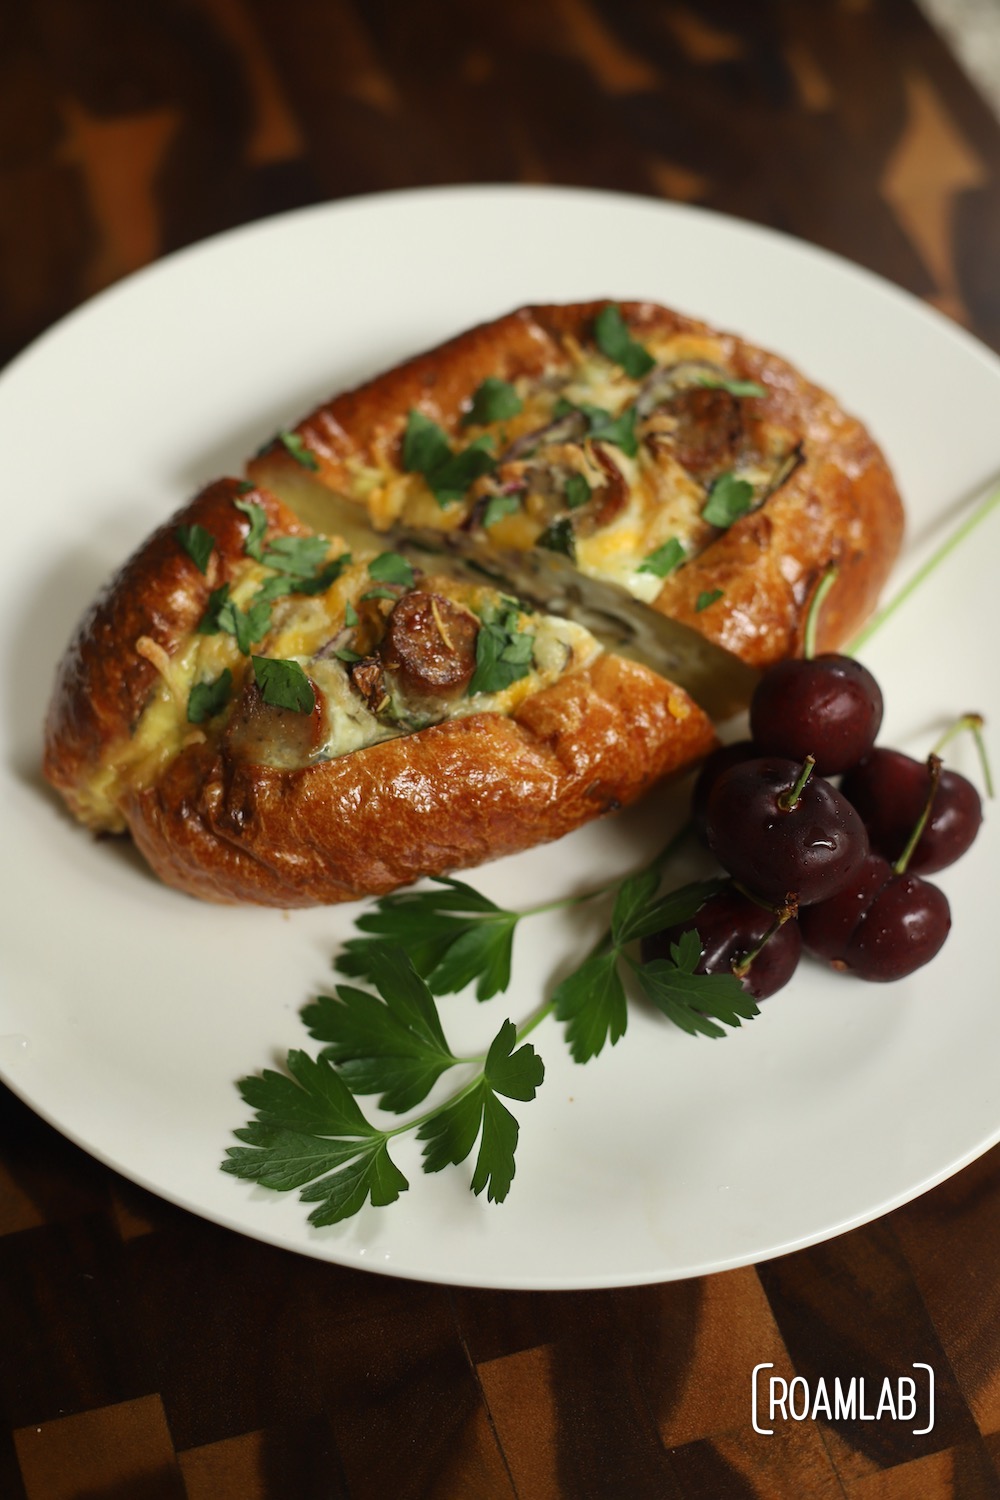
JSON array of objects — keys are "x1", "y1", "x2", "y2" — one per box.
[
  {"x1": 335, "y1": 330, "x2": 792, "y2": 607},
  {"x1": 92, "y1": 545, "x2": 605, "y2": 811}
]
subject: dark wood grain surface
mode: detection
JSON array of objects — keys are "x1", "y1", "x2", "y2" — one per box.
[{"x1": 4, "y1": 2, "x2": 1000, "y2": 1496}]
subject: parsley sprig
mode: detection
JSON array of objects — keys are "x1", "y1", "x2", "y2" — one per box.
[
  {"x1": 224, "y1": 828, "x2": 761, "y2": 1224},
  {"x1": 550, "y1": 868, "x2": 754, "y2": 1059},
  {"x1": 223, "y1": 945, "x2": 545, "y2": 1222}
]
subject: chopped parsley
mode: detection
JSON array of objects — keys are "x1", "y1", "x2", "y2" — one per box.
[
  {"x1": 259, "y1": 534, "x2": 333, "y2": 578},
  {"x1": 702, "y1": 472, "x2": 755, "y2": 529},
  {"x1": 639, "y1": 538, "x2": 686, "y2": 578},
  {"x1": 554, "y1": 398, "x2": 638, "y2": 458},
  {"x1": 695, "y1": 589, "x2": 724, "y2": 612},
  {"x1": 368, "y1": 552, "x2": 415, "y2": 590},
  {"x1": 564, "y1": 474, "x2": 591, "y2": 510},
  {"x1": 252, "y1": 656, "x2": 316, "y2": 714},
  {"x1": 187, "y1": 669, "x2": 232, "y2": 724},
  {"x1": 196, "y1": 584, "x2": 270, "y2": 655},
  {"x1": 175, "y1": 523, "x2": 214, "y2": 575},
  {"x1": 463, "y1": 377, "x2": 523, "y2": 427},
  {"x1": 593, "y1": 304, "x2": 655, "y2": 379},
  {"x1": 536, "y1": 516, "x2": 576, "y2": 559},
  {"x1": 234, "y1": 498, "x2": 270, "y2": 560},
  {"x1": 277, "y1": 431, "x2": 320, "y2": 470},
  {"x1": 467, "y1": 604, "x2": 535, "y2": 696},
  {"x1": 402, "y1": 410, "x2": 496, "y2": 506},
  {"x1": 695, "y1": 374, "x2": 767, "y2": 399},
  {"x1": 481, "y1": 493, "x2": 522, "y2": 529}
]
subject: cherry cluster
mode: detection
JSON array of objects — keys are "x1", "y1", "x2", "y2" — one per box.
[{"x1": 643, "y1": 652, "x2": 985, "y2": 1000}]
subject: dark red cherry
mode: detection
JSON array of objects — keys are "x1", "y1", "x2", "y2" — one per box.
[
  {"x1": 844, "y1": 873, "x2": 951, "y2": 981},
  {"x1": 800, "y1": 853, "x2": 951, "y2": 981},
  {"x1": 691, "y1": 740, "x2": 757, "y2": 839},
  {"x1": 640, "y1": 883, "x2": 802, "y2": 1000},
  {"x1": 749, "y1": 654, "x2": 883, "y2": 775},
  {"x1": 799, "y1": 853, "x2": 894, "y2": 962},
  {"x1": 704, "y1": 756, "x2": 869, "y2": 906},
  {"x1": 840, "y1": 748, "x2": 983, "y2": 874}
]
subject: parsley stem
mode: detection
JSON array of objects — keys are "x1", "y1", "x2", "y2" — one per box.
[
  {"x1": 846, "y1": 480, "x2": 1000, "y2": 655},
  {"x1": 513, "y1": 997, "x2": 557, "y2": 1044},
  {"x1": 803, "y1": 566, "x2": 838, "y2": 660},
  {"x1": 515, "y1": 820, "x2": 695, "y2": 917},
  {"x1": 381, "y1": 1071, "x2": 485, "y2": 1141},
  {"x1": 645, "y1": 819, "x2": 696, "y2": 878}
]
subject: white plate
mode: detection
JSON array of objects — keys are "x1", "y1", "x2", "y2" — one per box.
[{"x1": 2, "y1": 187, "x2": 998, "y2": 1290}]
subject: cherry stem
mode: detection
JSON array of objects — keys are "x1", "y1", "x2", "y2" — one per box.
[
  {"x1": 803, "y1": 567, "x2": 838, "y2": 661},
  {"x1": 731, "y1": 899, "x2": 799, "y2": 978},
  {"x1": 895, "y1": 754, "x2": 942, "y2": 875},
  {"x1": 778, "y1": 756, "x2": 815, "y2": 811},
  {"x1": 931, "y1": 711, "x2": 995, "y2": 799},
  {"x1": 846, "y1": 481, "x2": 1000, "y2": 656}
]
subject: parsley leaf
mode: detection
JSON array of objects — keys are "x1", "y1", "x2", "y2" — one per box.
[
  {"x1": 426, "y1": 917, "x2": 519, "y2": 1000},
  {"x1": 633, "y1": 930, "x2": 759, "y2": 1039},
  {"x1": 564, "y1": 474, "x2": 591, "y2": 510},
  {"x1": 299, "y1": 1143, "x2": 409, "y2": 1225},
  {"x1": 554, "y1": 398, "x2": 639, "y2": 458},
  {"x1": 235, "y1": 1049, "x2": 375, "y2": 1136},
  {"x1": 252, "y1": 656, "x2": 316, "y2": 713},
  {"x1": 481, "y1": 493, "x2": 522, "y2": 529},
  {"x1": 234, "y1": 497, "x2": 270, "y2": 560},
  {"x1": 196, "y1": 583, "x2": 232, "y2": 634},
  {"x1": 417, "y1": 1019, "x2": 543, "y2": 1202},
  {"x1": 626, "y1": 877, "x2": 728, "y2": 943},
  {"x1": 305, "y1": 553, "x2": 353, "y2": 594},
  {"x1": 463, "y1": 377, "x2": 523, "y2": 427},
  {"x1": 232, "y1": 498, "x2": 347, "y2": 600},
  {"x1": 536, "y1": 516, "x2": 576, "y2": 558},
  {"x1": 551, "y1": 876, "x2": 733, "y2": 1061},
  {"x1": 639, "y1": 537, "x2": 685, "y2": 578},
  {"x1": 176, "y1": 522, "x2": 214, "y2": 574},
  {"x1": 467, "y1": 606, "x2": 535, "y2": 696},
  {"x1": 402, "y1": 410, "x2": 496, "y2": 505},
  {"x1": 187, "y1": 669, "x2": 232, "y2": 724},
  {"x1": 593, "y1": 304, "x2": 655, "y2": 378},
  {"x1": 369, "y1": 552, "x2": 415, "y2": 590},
  {"x1": 696, "y1": 589, "x2": 724, "y2": 612},
  {"x1": 221, "y1": 595, "x2": 272, "y2": 655},
  {"x1": 337, "y1": 877, "x2": 520, "y2": 1000},
  {"x1": 702, "y1": 472, "x2": 754, "y2": 528},
  {"x1": 696, "y1": 374, "x2": 767, "y2": 399},
  {"x1": 260, "y1": 534, "x2": 333, "y2": 578},
  {"x1": 278, "y1": 430, "x2": 320, "y2": 470},
  {"x1": 221, "y1": 1049, "x2": 408, "y2": 1226},
  {"x1": 610, "y1": 867, "x2": 661, "y2": 947},
  {"x1": 552, "y1": 950, "x2": 626, "y2": 1063},
  {"x1": 402, "y1": 410, "x2": 452, "y2": 475},
  {"x1": 303, "y1": 946, "x2": 459, "y2": 1112},
  {"x1": 197, "y1": 585, "x2": 272, "y2": 654}
]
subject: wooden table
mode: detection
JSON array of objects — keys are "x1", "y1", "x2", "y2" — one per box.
[{"x1": 4, "y1": 3, "x2": 1000, "y2": 1496}]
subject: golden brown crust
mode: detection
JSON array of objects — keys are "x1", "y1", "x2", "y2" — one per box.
[
  {"x1": 250, "y1": 300, "x2": 903, "y2": 667},
  {"x1": 43, "y1": 475, "x2": 715, "y2": 905},
  {"x1": 45, "y1": 300, "x2": 904, "y2": 907},
  {"x1": 645, "y1": 335, "x2": 905, "y2": 664},
  {"x1": 43, "y1": 478, "x2": 311, "y2": 827},
  {"x1": 122, "y1": 654, "x2": 713, "y2": 906}
]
